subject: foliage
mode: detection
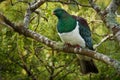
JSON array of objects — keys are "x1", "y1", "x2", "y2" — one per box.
[{"x1": 0, "y1": 0, "x2": 120, "y2": 80}]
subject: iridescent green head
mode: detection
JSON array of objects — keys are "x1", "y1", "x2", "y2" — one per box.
[
  {"x1": 53, "y1": 8, "x2": 76, "y2": 33},
  {"x1": 53, "y1": 8, "x2": 69, "y2": 19}
]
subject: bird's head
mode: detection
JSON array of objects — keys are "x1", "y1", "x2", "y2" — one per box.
[{"x1": 53, "y1": 8, "x2": 69, "y2": 19}]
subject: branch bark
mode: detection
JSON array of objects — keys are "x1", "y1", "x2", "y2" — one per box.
[
  {"x1": 89, "y1": 0, "x2": 120, "y2": 45},
  {"x1": 1, "y1": 12, "x2": 120, "y2": 74},
  {"x1": 94, "y1": 34, "x2": 113, "y2": 49},
  {"x1": 23, "y1": 0, "x2": 45, "y2": 28}
]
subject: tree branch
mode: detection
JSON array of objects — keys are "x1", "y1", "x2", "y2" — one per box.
[
  {"x1": 23, "y1": 0, "x2": 45, "y2": 28},
  {"x1": 18, "y1": 51, "x2": 37, "y2": 80},
  {"x1": 94, "y1": 34, "x2": 113, "y2": 49},
  {"x1": 1, "y1": 12, "x2": 120, "y2": 74},
  {"x1": 35, "y1": 52, "x2": 51, "y2": 73},
  {"x1": 89, "y1": 0, "x2": 120, "y2": 45}
]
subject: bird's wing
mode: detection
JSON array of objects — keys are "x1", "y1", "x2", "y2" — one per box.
[{"x1": 72, "y1": 15, "x2": 94, "y2": 50}]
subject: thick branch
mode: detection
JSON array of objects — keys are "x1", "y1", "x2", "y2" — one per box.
[
  {"x1": 106, "y1": 0, "x2": 120, "y2": 13},
  {"x1": 23, "y1": 0, "x2": 45, "y2": 28},
  {"x1": 89, "y1": 0, "x2": 120, "y2": 44},
  {"x1": 24, "y1": 7, "x2": 32, "y2": 28},
  {"x1": 1, "y1": 13, "x2": 120, "y2": 74}
]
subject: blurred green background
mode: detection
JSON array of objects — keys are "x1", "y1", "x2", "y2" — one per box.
[{"x1": 0, "y1": 0, "x2": 120, "y2": 80}]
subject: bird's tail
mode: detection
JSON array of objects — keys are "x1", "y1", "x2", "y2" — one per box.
[
  {"x1": 78, "y1": 59, "x2": 98, "y2": 74},
  {"x1": 76, "y1": 54, "x2": 98, "y2": 74}
]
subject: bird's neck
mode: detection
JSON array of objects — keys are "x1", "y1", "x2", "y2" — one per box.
[{"x1": 57, "y1": 16, "x2": 76, "y2": 33}]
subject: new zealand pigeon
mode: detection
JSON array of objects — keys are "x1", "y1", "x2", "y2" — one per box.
[{"x1": 53, "y1": 8, "x2": 98, "y2": 74}]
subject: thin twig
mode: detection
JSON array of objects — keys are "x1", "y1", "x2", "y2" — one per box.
[
  {"x1": 53, "y1": 58, "x2": 77, "y2": 78},
  {"x1": 94, "y1": 34, "x2": 113, "y2": 49},
  {"x1": 35, "y1": 52, "x2": 51, "y2": 73},
  {"x1": 58, "y1": 69, "x2": 75, "y2": 80}
]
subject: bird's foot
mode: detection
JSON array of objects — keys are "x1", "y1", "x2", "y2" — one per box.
[
  {"x1": 73, "y1": 44, "x2": 81, "y2": 48},
  {"x1": 64, "y1": 43, "x2": 73, "y2": 47},
  {"x1": 64, "y1": 43, "x2": 81, "y2": 48}
]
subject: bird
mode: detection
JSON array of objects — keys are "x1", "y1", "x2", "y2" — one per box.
[{"x1": 53, "y1": 8, "x2": 98, "y2": 74}]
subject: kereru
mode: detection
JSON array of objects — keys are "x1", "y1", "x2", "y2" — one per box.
[{"x1": 53, "y1": 8, "x2": 98, "y2": 74}]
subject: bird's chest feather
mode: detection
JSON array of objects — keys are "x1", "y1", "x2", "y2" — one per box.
[{"x1": 58, "y1": 22, "x2": 86, "y2": 47}]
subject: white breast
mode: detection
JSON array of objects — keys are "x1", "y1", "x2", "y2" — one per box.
[{"x1": 58, "y1": 22, "x2": 86, "y2": 48}]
